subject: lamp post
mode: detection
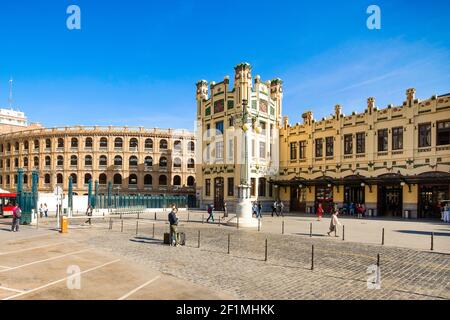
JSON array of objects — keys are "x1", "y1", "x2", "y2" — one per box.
[{"x1": 227, "y1": 98, "x2": 259, "y2": 228}]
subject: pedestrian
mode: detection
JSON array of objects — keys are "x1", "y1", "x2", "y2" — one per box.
[
  {"x1": 168, "y1": 205, "x2": 179, "y2": 246},
  {"x1": 85, "y1": 204, "x2": 93, "y2": 225},
  {"x1": 11, "y1": 204, "x2": 21, "y2": 232},
  {"x1": 277, "y1": 200, "x2": 284, "y2": 217},
  {"x1": 357, "y1": 203, "x2": 364, "y2": 219},
  {"x1": 327, "y1": 209, "x2": 342, "y2": 237},
  {"x1": 222, "y1": 201, "x2": 228, "y2": 220},
  {"x1": 206, "y1": 204, "x2": 214, "y2": 223},
  {"x1": 251, "y1": 202, "x2": 257, "y2": 217},
  {"x1": 317, "y1": 203, "x2": 324, "y2": 221},
  {"x1": 256, "y1": 201, "x2": 263, "y2": 219},
  {"x1": 44, "y1": 203, "x2": 48, "y2": 218},
  {"x1": 271, "y1": 201, "x2": 277, "y2": 217},
  {"x1": 39, "y1": 204, "x2": 44, "y2": 218},
  {"x1": 349, "y1": 202, "x2": 355, "y2": 216}
]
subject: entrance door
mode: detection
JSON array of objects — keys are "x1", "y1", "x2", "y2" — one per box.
[
  {"x1": 214, "y1": 177, "x2": 224, "y2": 211},
  {"x1": 378, "y1": 185, "x2": 402, "y2": 217},
  {"x1": 290, "y1": 187, "x2": 306, "y2": 213},
  {"x1": 419, "y1": 184, "x2": 449, "y2": 219},
  {"x1": 344, "y1": 186, "x2": 365, "y2": 205}
]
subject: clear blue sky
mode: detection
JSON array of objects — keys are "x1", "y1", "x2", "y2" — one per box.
[{"x1": 0, "y1": 0, "x2": 449, "y2": 130}]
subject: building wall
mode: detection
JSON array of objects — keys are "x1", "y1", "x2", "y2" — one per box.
[{"x1": 0, "y1": 126, "x2": 197, "y2": 196}]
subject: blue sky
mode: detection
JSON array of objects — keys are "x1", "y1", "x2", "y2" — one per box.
[{"x1": 0, "y1": 0, "x2": 449, "y2": 130}]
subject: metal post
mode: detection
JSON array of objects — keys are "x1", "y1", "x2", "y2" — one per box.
[
  {"x1": 258, "y1": 218, "x2": 261, "y2": 232},
  {"x1": 342, "y1": 225, "x2": 345, "y2": 241},
  {"x1": 311, "y1": 245, "x2": 314, "y2": 270},
  {"x1": 237, "y1": 215, "x2": 239, "y2": 229},
  {"x1": 431, "y1": 232, "x2": 434, "y2": 251},
  {"x1": 198, "y1": 230, "x2": 201, "y2": 248},
  {"x1": 154, "y1": 212, "x2": 157, "y2": 220},
  {"x1": 188, "y1": 211, "x2": 190, "y2": 222},
  {"x1": 137, "y1": 211, "x2": 140, "y2": 220},
  {"x1": 227, "y1": 234, "x2": 230, "y2": 254},
  {"x1": 202, "y1": 213, "x2": 204, "y2": 224},
  {"x1": 136, "y1": 221, "x2": 139, "y2": 236},
  {"x1": 121, "y1": 220, "x2": 123, "y2": 232},
  {"x1": 381, "y1": 228, "x2": 385, "y2": 245},
  {"x1": 152, "y1": 223, "x2": 155, "y2": 238},
  {"x1": 282, "y1": 220, "x2": 285, "y2": 235},
  {"x1": 264, "y1": 238, "x2": 268, "y2": 262},
  {"x1": 310, "y1": 223, "x2": 312, "y2": 237},
  {"x1": 377, "y1": 253, "x2": 380, "y2": 267}
]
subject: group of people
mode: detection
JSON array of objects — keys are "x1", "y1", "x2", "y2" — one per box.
[
  {"x1": 38, "y1": 203, "x2": 49, "y2": 218},
  {"x1": 341, "y1": 202, "x2": 366, "y2": 218},
  {"x1": 252, "y1": 201, "x2": 263, "y2": 218},
  {"x1": 271, "y1": 200, "x2": 284, "y2": 217}
]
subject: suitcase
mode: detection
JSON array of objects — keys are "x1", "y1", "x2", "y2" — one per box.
[
  {"x1": 163, "y1": 233, "x2": 171, "y2": 245},
  {"x1": 177, "y1": 232, "x2": 186, "y2": 246}
]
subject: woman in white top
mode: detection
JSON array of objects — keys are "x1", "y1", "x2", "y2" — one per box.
[{"x1": 327, "y1": 210, "x2": 342, "y2": 237}]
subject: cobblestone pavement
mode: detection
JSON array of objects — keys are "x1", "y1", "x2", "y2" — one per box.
[{"x1": 70, "y1": 218, "x2": 450, "y2": 300}]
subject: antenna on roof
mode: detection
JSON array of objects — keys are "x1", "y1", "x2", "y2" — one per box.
[{"x1": 8, "y1": 77, "x2": 13, "y2": 109}]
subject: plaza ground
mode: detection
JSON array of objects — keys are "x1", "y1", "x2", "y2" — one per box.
[{"x1": 0, "y1": 212, "x2": 449, "y2": 300}]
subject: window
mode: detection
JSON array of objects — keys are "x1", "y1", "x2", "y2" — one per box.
[
  {"x1": 114, "y1": 138, "x2": 123, "y2": 148},
  {"x1": 227, "y1": 177, "x2": 234, "y2": 196},
  {"x1": 173, "y1": 157, "x2": 182, "y2": 168},
  {"x1": 326, "y1": 137, "x2": 334, "y2": 157},
  {"x1": 315, "y1": 138, "x2": 323, "y2": 157},
  {"x1": 45, "y1": 156, "x2": 51, "y2": 166},
  {"x1": 145, "y1": 156, "x2": 153, "y2": 167},
  {"x1": 129, "y1": 174, "x2": 138, "y2": 185},
  {"x1": 57, "y1": 174, "x2": 63, "y2": 184},
  {"x1": 14, "y1": 158, "x2": 19, "y2": 168},
  {"x1": 205, "y1": 179, "x2": 211, "y2": 196},
  {"x1": 187, "y1": 176, "x2": 195, "y2": 187},
  {"x1": 173, "y1": 175, "x2": 181, "y2": 186},
  {"x1": 70, "y1": 173, "x2": 77, "y2": 184},
  {"x1": 71, "y1": 138, "x2": 78, "y2": 148},
  {"x1": 258, "y1": 178, "x2": 266, "y2": 197},
  {"x1": 129, "y1": 138, "x2": 138, "y2": 149},
  {"x1": 299, "y1": 141, "x2": 306, "y2": 159},
  {"x1": 23, "y1": 157, "x2": 28, "y2": 167},
  {"x1": 145, "y1": 138, "x2": 153, "y2": 149},
  {"x1": 85, "y1": 137, "x2": 93, "y2": 148},
  {"x1": 99, "y1": 155, "x2": 107, "y2": 166},
  {"x1": 206, "y1": 124, "x2": 211, "y2": 138},
  {"x1": 44, "y1": 174, "x2": 51, "y2": 184},
  {"x1": 158, "y1": 175, "x2": 167, "y2": 186},
  {"x1": 159, "y1": 139, "x2": 168, "y2": 149},
  {"x1": 45, "y1": 139, "x2": 51, "y2": 149},
  {"x1": 188, "y1": 141, "x2": 195, "y2": 152},
  {"x1": 260, "y1": 122, "x2": 266, "y2": 135},
  {"x1": 356, "y1": 132, "x2": 365, "y2": 154},
  {"x1": 144, "y1": 174, "x2": 152, "y2": 185},
  {"x1": 34, "y1": 140, "x2": 39, "y2": 150},
  {"x1": 114, "y1": 156, "x2": 122, "y2": 166},
  {"x1": 99, "y1": 174, "x2": 107, "y2": 185},
  {"x1": 174, "y1": 140, "x2": 182, "y2": 151},
  {"x1": 216, "y1": 141, "x2": 224, "y2": 160},
  {"x1": 33, "y1": 157, "x2": 39, "y2": 167},
  {"x1": 85, "y1": 155, "x2": 92, "y2": 166},
  {"x1": 70, "y1": 155, "x2": 77, "y2": 166},
  {"x1": 344, "y1": 134, "x2": 353, "y2": 155},
  {"x1": 378, "y1": 129, "x2": 388, "y2": 152},
  {"x1": 259, "y1": 141, "x2": 266, "y2": 159},
  {"x1": 159, "y1": 157, "x2": 167, "y2": 167},
  {"x1": 437, "y1": 120, "x2": 450, "y2": 146},
  {"x1": 215, "y1": 121, "x2": 224, "y2": 135},
  {"x1": 129, "y1": 156, "x2": 138, "y2": 166},
  {"x1": 392, "y1": 127, "x2": 403, "y2": 150},
  {"x1": 57, "y1": 156, "x2": 63, "y2": 166},
  {"x1": 418, "y1": 123, "x2": 431, "y2": 148},
  {"x1": 187, "y1": 158, "x2": 195, "y2": 169},
  {"x1": 24, "y1": 141, "x2": 29, "y2": 150},
  {"x1": 84, "y1": 174, "x2": 92, "y2": 184},
  {"x1": 57, "y1": 138, "x2": 64, "y2": 148},
  {"x1": 113, "y1": 174, "x2": 122, "y2": 185},
  {"x1": 100, "y1": 137, "x2": 108, "y2": 148},
  {"x1": 250, "y1": 178, "x2": 256, "y2": 196}
]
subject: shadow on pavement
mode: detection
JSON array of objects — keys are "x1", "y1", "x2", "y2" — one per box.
[{"x1": 394, "y1": 230, "x2": 450, "y2": 237}]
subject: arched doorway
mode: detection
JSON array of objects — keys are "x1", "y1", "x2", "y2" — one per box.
[{"x1": 214, "y1": 177, "x2": 224, "y2": 211}]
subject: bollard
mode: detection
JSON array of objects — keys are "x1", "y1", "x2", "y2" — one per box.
[
  {"x1": 381, "y1": 228, "x2": 385, "y2": 245},
  {"x1": 120, "y1": 211, "x2": 123, "y2": 220},
  {"x1": 342, "y1": 225, "x2": 345, "y2": 241},
  {"x1": 121, "y1": 220, "x2": 123, "y2": 232},
  {"x1": 237, "y1": 215, "x2": 240, "y2": 229},
  {"x1": 258, "y1": 218, "x2": 261, "y2": 232},
  {"x1": 431, "y1": 232, "x2": 434, "y2": 251},
  {"x1": 377, "y1": 253, "x2": 380, "y2": 267},
  {"x1": 202, "y1": 214, "x2": 204, "y2": 224},
  {"x1": 154, "y1": 212, "x2": 157, "y2": 221},
  {"x1": 137, "y1": 211, "x2": 140, "y2": 220},
  {"x1": 152, "y1": 223, "x2": 155, "y2": 238},
  {"x1": 198, "y1": 230, "x2": 201, "y2": 248},
  {"x1": 264, "y1": 239, "x2": 268, "y2": 262},
  {"x1": 188, "y1": 211, "x2": 190, "y2": 222},
  {"x1": 311, "y1": 245, "x2": 314, "y2": 270},
  {"x1": 282, "y1": 220, "x2": 285, "y2": 235},
  {"x1": 228, "y1": 234, "x2": 230, "y2": 254},
  {"x1": 310, "y1": 223, "x2": 312, "y2": 237},
  {"x1": 136, "y1": 221, "x2": 139, "y2": 236}
]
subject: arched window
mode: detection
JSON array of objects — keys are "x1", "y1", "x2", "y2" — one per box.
[
  {"x1": 129, "y1": 174, "x2": 138, "y2": 185},
  {"x1": 70, "y1": 155, "x2": 78, "y2": 166},
  {"x1": 173, "y1": 157, "x2": 182, "y2": 168},
  {"x1": 6, "y1": 159, "x2": 10, "y2": 168},
  {"x1": 129, "y1": 156, "x2": 138, "y2": 166},
  {"x1": 159, "y1": 156, "x2": 167, "y2": 167},
  {"x1": 71, "y1": 138, "x2": 78, "y2": 148},
  {"x1": 34, "y1": 140, "x2": 39, "y2": 150},
  {"x1": 99, "y1": 137, "x2": 108, "y2": 148},
  {"x1": 258, "y1": 177, "x2": 267, "y2": 197},
  {"x1": 33, "y1": 157, "x2": 39, "y2": 167},
  {"x1": 14, "y1": 158, "x2": 18, "y2": 168},
  {"x1": 44, "y1": 174, "x2": 51, "y2": 184},
  {"x1": 7, "y1": 143, "x2": 11, "y2": 151},
  {"x1": 187, "y1": 158, "x2": 195, "y2": 169},
  {"x1": 173, "y1": 175, "x2": 181, "y2": 186},
  {"x1": 145, "y1": 138, "x2": 153, "y2": 149},
  {"x1": 144, "y1": 174, "x2": 152, "y2": 185},
  {"x1": 15, "y1": 142, "x2": 19, "y2": 151},
  {"x1": 85, "y1": 137, "x2": 93, "y2": 148},
  {"x1": 6, "y1": 175, "x2": 10, "y2": 185},
  {"x1": 45, "y1": 139, "x2": 51, "y2": 149},
  {"x1": 99, "y1": 173, "x2": 107, "y2": 185},
  {"x1": 129, "y1": 138, "x2": 138, "y2": 149},
  {"x1": 57, "y1": 174, "x2": 63, "y2": 184},
  {"x1": 70, "y1": 173, "x2": 77, "y2": 184},
  {"x1": 114, "y1": 138, "x2": 123, "y2": 148},
  {"x1": 174, "y1": 140, "x2": 182, "y2": 151},
  {"x1": 158, "y1": 175, "x2": 167, "y2": 186},
  {"x1": 57, "y1": 156, "x2": 63, "y2": 166},
  {"x1": 45, "y1": 156, "x2": 51, "y2": 166},
  {"x1": 188, "y1": 141, "x2": 195, "y2": 152},
  {"x1": 113, "y1": 174, "x2": 122, "y2": 185},
  {"x1": 14, "y1": 175, "x2": 17, "y2": 185},
  {"x1": 24, "y1": 141, "x2": 29, "y2": 150},
  {"x1": 99, "y1": 155, "x2": 107, "y2": 166},
  {"x1": 144, "y1": 156, "x2": 153, "y2": 167},
  {"x1": 187, "y1": 176, "x2": 195, "y2": 186},
  {"x1": 84, "y1": 173, "x2": 92, "y2": 184},
  {"x1": 57, "y1": 138, "x2": 64, "y2": 148},
  {"x1": 23, "y1": 174, "x2": 28, "y2": 185},
  {"x1": 114, "y1": 155, "x2": 122, "y2": 166},
  {"x1": 85, "y1": 155, "x2": 92, "y2": 166},
  {"x1": 23, "y1": 157, "x2": 28, "y2": 167},
  {"x1": 159, "y1": 139, "x2": 168, "y2": 150}
]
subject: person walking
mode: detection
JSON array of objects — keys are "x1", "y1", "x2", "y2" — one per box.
[
  {"x1": 85, "y1": 204, "x2": 93, "y2": 225},
  {"x1": 317, "y1": 203, "x2": 324, "y2": 221},
  {"x1": 256, "y1": 201, "x2": 263, "y2": 219},
  {"x1": 277, "y1": 200, "x2": 284, "y2": 217},
  {"x1": 356, "y1": 203, "x2": 364, "y2": 219},
  {"x1": 44, "y1": 203, "x2": 48, "y2": 218},
  {"x1": 271, "y1": 201, "x2": 277, "y2": 217},
  {"x1": 349, "y1": 202, "x2": 355, "y2": 216},
  {"x1": 39, "y1": 204, "x2": 44, "y2": 218},
  {"x1": 206, "y1": 204, "x2": 214, "y2": 223},
  {"x1": 168, "y1": 205, "x2": 179, "y2": 246},
  {"x1": 327, "y1": 209, "x2": 342, "y2": 237},
  {"x1": 221, "y1": 201, "x2": 228, "y2": 220},
  {"x1": 11, "y1": 204, "x2": 21, "y2": 232}
]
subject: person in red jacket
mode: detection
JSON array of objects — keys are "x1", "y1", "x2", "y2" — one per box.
[{"x1": 317, "y1": 203, "x2": 324, "y2": 221}]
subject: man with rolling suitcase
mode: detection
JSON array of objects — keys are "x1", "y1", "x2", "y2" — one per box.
[{"x1": 168, "y1": 205, "x2": 179, "y2": 246}]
